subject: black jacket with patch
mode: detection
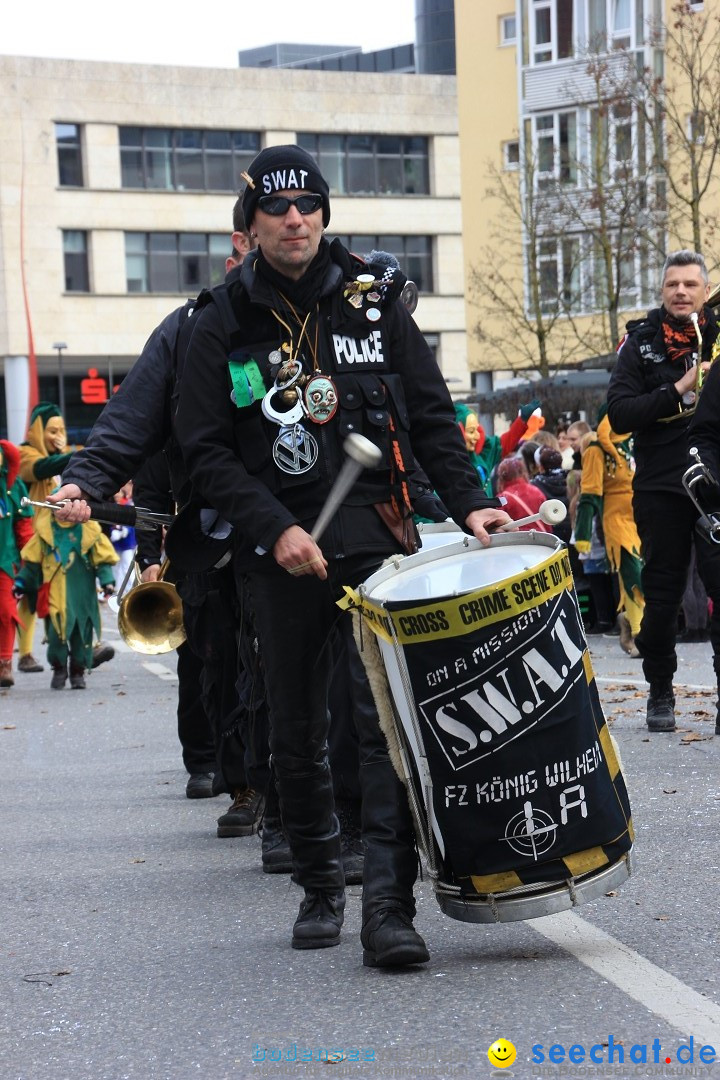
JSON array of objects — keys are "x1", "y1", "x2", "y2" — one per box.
[
  {"x1": 607, "y1": 304, "x2": 719, "y2": 494},
  {"x1": 176, "y1": 241, "x2": 498, "y2": 565}
]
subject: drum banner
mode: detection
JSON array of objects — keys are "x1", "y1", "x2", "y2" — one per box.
[{"x1": 343, "y1": 548, "x2": 633, "y2": 896}]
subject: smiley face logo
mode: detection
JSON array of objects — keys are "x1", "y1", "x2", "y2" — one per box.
[{"x1": 487, "y1": 1039, "x2": 517, "y2": 1068}]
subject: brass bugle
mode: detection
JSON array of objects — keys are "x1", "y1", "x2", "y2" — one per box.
[
  {"x1": 116, "y1": 559, "x2": 186, "y2": 655},
  {"x1": 683, "y1": 447, "x2": 720, "y2": 544},
  {"x1": 21, "y1": 497, "x2": 174, "y2": 532}
]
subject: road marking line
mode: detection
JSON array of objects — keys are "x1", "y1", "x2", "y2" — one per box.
[
  {"x1": 532, "y1": 911, "x2": 720, "y2": 1041},
  {"x1": 595, "y1": 676, "x2": 715, "y2": 691},
  {"x1": 142, "y1": 662, "x2": 178, "y2": 681}
]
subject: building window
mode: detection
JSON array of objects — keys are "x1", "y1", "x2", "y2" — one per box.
[
  {"x1": 532, "y1": 112, "x2": 578, "y2": 186},
  {"x1": 689, "y1": 111, "x2": 706, "y2": 144},
  {"x1": 330, "y1": 235, "x2": 433, "y2": 293},
  {"x1": 584, "y1": 0, "x2": 638, "y2": 52},
  {"x1": 503, "y1": 140, "x2": 521, "y2": 169},
  {"x1": 63, "y1": 230, "x2": 90, "y2": 292},
  {"x1": 530, "y1": 0, "x2": 574, "y2": 63},
  {"x1": 119, "y1": 128, "x2": 260, "y2": 191},
  {"x1": 56, "y1": 123, "x2": 84, "y2": 187},
  {"x1": 500, "y1": 14, "x2": 517, "y2": 44},
  {"x1": 124, "y1": 233, "x2": 227, "y2": 292},
  {"x1": 297, "y1": 134, "x2": 429, "y2": 196}
]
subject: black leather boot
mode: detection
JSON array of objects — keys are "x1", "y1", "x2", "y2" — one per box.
[
  {"x1": 646, "y1": 680, "x2": 675, "y2": 732},
  {"x1": 359, "y1": 759, "x2": 429, "y2": 969},
  {"x1": 277, "y1": 761, "x2": 345, "y2": 949},
  {"x1": 292, "y1": 890, "x2": 346, "y2": 950},
  {"x1": 261, "y1": 775, "x2": 293, "y2": 874}
]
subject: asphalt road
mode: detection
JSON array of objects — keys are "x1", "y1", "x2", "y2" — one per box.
[{"x1": 2, "y1": 607, "x2": 720, "y2": 1080}]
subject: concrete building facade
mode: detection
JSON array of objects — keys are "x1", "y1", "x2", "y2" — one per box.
[{"x1": 0, "y1": 55, "x2": 466, "y2": 441}]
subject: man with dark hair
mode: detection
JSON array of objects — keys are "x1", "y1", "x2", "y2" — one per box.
[
  {"x1": 608, "y1": 249, "x2": 720, "y2": 732},
  {"x1": 175, "y1": 144, "x2": 510, "y2": 965}
]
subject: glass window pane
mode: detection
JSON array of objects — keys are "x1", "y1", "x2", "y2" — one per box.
[
  {"x1": 347, "y1": 155, "x2": 375, "y2": 194},
  {"x1": 126, "y1": 253, "x2": 147, "y2": 293},
  {"x1": 120, "y1": 149, "x2": 144, "y2": 188},
  {"x1": 376, "y1": 135, "x2": 402, "y2": 154},
  {"x1": 377, "y1": 157, "x2": 404, "y2": 194},
  {"x1": 206, "y1": 131, "x2": 232, "y2": 150},
  {"x1": 206, "y1": 152, "x2": 234, "y2": 190},
  {"x1": 146, "y1": 128, "x2": 172, "y2": 148},
  {"x1": 119, "y1": 127, "x2": 142, "y2": 147},
  {"x1": 175, "y1": 150, "x2": 204, "y2": 190},
  {"x1": 146, "y1": 148, "x2": 173, "y2": 189},
  {"x1": 557, "y1": 0, "x2": 574, "y2": 57},
  {"x1": 535, "y1": 7, "x2": 551, "y2": 43}
]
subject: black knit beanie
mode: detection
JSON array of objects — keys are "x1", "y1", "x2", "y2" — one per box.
[{"x1": 241, "y1": 144, "x2": 331, "y2": 228}]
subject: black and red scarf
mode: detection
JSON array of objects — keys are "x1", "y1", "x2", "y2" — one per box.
[{"x1": 661, "y1": 307, "x2": 707, "y2": 365}]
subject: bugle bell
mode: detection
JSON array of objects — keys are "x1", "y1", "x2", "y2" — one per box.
[
  {"x1": 115, "y1": 559, "x2": 186, "y2": 655},
  {"x1": 683, "y1": 447, "x2": 720, "y2": 544}
]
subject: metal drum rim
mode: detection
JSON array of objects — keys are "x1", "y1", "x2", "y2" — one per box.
[{"x1": 433, "y1": 848, "x2": 635, "y2": 924}]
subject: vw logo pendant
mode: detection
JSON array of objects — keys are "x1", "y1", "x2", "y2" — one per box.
[{"x1": 272, "y1": 425, "x2": 319, "y2": 475}]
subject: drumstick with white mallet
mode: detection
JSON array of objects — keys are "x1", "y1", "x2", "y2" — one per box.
[
  {"x1": 287, "y1": 434, "x2": 383, "y2": 573},
  {"x1": 496, "y1": 498, "x2": 567, "y2": 532}
]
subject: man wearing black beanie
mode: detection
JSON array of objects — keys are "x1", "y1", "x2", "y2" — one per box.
[{"x1": 177, "y1": 144, "x2": 510, "y2": 966}]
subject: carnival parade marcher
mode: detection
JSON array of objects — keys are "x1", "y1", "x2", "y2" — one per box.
[
  {"x1": 573, "y1": 405, "x2": 644, "y2": 658},
  {"x1": 174, "y1": 144, "x2": 511, "y2": 964},
  {"x1": 17, "y1": 403, "x2": 76, "y2": 672},
  {"x1": 48, "y1": 213, "x2": 273, "y2": 833},
  {"x1": 608, "y1": 249, "x2": 720, "y2": 732},
  {"x1": 15, "y1": 506, "x2": 117, "y2": 689},
  {"x1": 0, "y1": 441, "x2": 34, "y2": 687},
  {"x1": 454, "y1": 400, "x2": 539, "y2": 496}
]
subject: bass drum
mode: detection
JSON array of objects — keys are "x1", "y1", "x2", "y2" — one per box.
[{"x1": 349, "y1": 532, "x2": 634, "y2": 923}]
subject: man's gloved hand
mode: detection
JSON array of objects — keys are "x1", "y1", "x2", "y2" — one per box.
[{"x1": 518, "y1": 399, "x2": 541, "y2": 422}]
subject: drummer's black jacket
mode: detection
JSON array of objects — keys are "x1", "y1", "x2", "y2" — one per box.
[
  {"x1": 607, "y1": 304, "x2": 720, "y2": 495},
  {"x1": 175, "y1": 240, "x2": 499, "y2": 565}
]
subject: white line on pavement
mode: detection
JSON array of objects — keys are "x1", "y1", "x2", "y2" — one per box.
[
  {"x1": 532, "y1": 911, "x2": 720, "y2": 1042},
  {"x1": 141, "y1": 662, "x2": 178, "y2": 681}
]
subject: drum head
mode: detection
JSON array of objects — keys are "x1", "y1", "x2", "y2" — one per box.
[
  {"x1": 365, "y1": 533, "x2": 560, "y2": 605},
  {"x1": 416, "y1": 521, "x2": 465, "y2": 551}
]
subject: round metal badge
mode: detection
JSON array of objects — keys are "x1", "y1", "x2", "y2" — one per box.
[
  {"x1": 272, "y1": 425, "x2": 319, "y2": 475},
  {"x1": 366, "y1": 307, "x2": 381, "y2": 322},
  {"x1": 303, "y1": 374, "x2": 338, "y2": 425}
]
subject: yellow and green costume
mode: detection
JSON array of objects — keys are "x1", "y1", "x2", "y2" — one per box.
[
  {"x1": 17, "y1": 509, "x2": 117, "y2": 671},
  {"x1": 575, "y1": 408, "x2": 644, "y2": 636}
]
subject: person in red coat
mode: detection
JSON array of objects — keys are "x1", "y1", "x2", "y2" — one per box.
[
  {"x1": 0, "y1": 441, "x2": 34, "y2": 687},
  {"x1": 495, "y1": 455, "x2": 551, "y2": 532}
]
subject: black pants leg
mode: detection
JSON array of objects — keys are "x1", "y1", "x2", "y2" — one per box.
[
  {"x1": 175, "y1": 640, "x2": 216, "y2": 775},
  {"x1": 633, "y1": 490, "x2": 720, "y2": 684}
]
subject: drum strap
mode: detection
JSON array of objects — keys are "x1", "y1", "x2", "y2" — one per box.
[{"x1": 383, "y1": 412, "x2": 419, "y2": 554}]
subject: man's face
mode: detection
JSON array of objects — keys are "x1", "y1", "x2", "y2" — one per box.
[
  {"x1": 252, "y1": 189, "x2": 324, "y2": 281},
  {"x1": 43, "y1": 417, "x2": 66, "y2": 453},
  {"x1": 661, "y1": 264, "x2": 710, "y2": 322},
  {"x1": 566, "y1": 426, "x2": 583, "y2": 452}
]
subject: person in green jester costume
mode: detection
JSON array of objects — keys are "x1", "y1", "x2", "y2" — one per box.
[
  {"x1": 15, "y1": 507, "x2": 118, "y2": 689},
  {"x1": 454, "y1": 400, "x2": 541, "y2": 496}
]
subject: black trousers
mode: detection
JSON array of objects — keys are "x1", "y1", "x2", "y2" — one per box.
[
  {"x1": 246, "y1": 554, "x2": 419, "y2": 911},
  {"x1": 175, "y1": 641, "x2": 216, "y2": 775},
  {"x1": 181, "y1": 567, "x2": 270, "y2": 794},
  {"x1": 633, "y1": 489, "x2": 720, "y2": 685}
]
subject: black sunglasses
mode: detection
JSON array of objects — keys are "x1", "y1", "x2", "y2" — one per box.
[{"x1": 256, "y1": 193, "x2": 324, "y2": 216}]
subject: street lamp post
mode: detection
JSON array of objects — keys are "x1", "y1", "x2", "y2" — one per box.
[{"x1": 52, "y1": 342, "x2": 67, "y2": 417}]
